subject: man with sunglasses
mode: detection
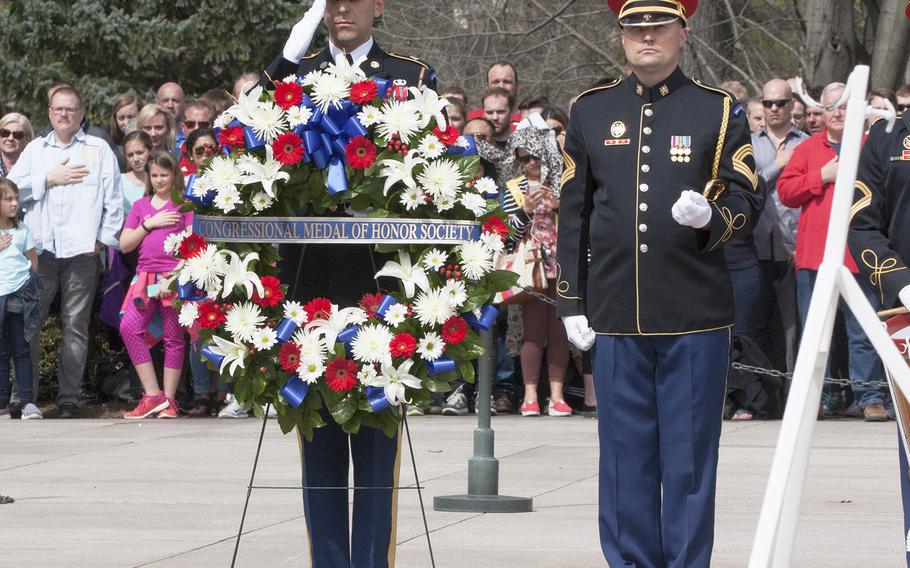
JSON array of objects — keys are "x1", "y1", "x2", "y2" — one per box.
[
  {"x1": 176, "y1": 100, "x2": 214, "y2": 174},
  {"x1": 896, "y1": 84, "x2": 910, "y2": 119},
  {"x1": 556, "y1": 1, "x2": 763, "y2": 565}
]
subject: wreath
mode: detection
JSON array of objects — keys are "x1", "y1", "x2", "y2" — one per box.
[{"x1": 165, "y1": 57, "x2": 517, "y2": 440}]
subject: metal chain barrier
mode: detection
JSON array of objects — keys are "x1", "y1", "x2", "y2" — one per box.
[{"x1": 730, "y1": 362, "x2": 890, "y2": 389}]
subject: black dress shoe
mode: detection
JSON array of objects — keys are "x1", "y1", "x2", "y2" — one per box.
[
  {"x1": 8, "y1": 403, "x2": 22, "y2": 420},
  {"x1": 58, "y1": 403, "x2": 80, "y2": 419}
]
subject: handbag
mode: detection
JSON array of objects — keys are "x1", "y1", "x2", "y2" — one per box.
[{"x1": 493, "y1": 237, "x2": 547, "y2": 305}]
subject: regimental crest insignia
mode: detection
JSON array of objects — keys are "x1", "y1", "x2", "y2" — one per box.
[
  {"x1": 670, "y1": 135, "x2": 692, "y2": 163},
  {"x1": 611, "y1": 121, "x2": 627, "y2": 138},
  {"x1": 903, "y1": 135, "x2": 910, "y2": 150}
]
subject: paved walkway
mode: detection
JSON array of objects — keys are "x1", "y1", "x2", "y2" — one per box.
[{"x1": 0, "y1": 415, "x2": 905, "y2": 567}]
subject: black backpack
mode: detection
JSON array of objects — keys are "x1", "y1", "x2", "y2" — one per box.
[{"x1": 725, "y1": 335, "x2": 784, "y2": 419}]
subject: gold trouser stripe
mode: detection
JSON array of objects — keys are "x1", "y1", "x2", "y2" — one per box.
[
  {"x1": 712, "y1": 97, "x2": 731, "y2": 180},
  {"x1": 850, "y1": 181, "x2": 873, "y2": 222}
]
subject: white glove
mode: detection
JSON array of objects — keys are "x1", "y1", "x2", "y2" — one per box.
[
  {"x1": 900, "y1": 285, "x2": 910, "y2": 312},
  {"x1": 563, "y1": 315, "x2": 596, "y2": 352},
  {"x1": 282, "y1": 0, "x2": 327, "y2": 63},
  {"x1": 671, "y1": 190, "x2": 712, "y2": 229}
]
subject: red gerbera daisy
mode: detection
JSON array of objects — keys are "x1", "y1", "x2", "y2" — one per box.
[
  {"x1": 325, "y1": 357, "x2": 358, "y2": 392},
  {"x1": 253, "y1": 276, "x2": 285, "y2": 308},
  {"x1": 345, "y1": 136, "x2": 378, "y2": 170},
  {"x1": 218, "y1": 126, "x2": 245, "y2": 150},
  {"x1": 389, "y1": 333, "x2": 417, "y2": 358},
  {"x1": 304, "y1": 297, "x2": 333, "y2": 322},
  {"x1": 441, "y1": 317, "x2": 468, "y2": 344},
  {"x1": 481, "y1": 216, "x2": 509, "y2": 239},
  {"x1": 278, "y1": 341, "x2": 302, "y2": 374},
  {"x1": 433, "y1": 124, "x2": 460, "y2": 146},
  {"x1": 358, "y1": 292, "x2": 384, "y2": 318},
  {"x1": 350, "y1": 81, "x2": 379, "y2": 105},
  {"x1": 177, "y1": 233, "x2": 207, "y2": 259},
  {"x1": 272, "y1": 132, "x2": 305, "y2": 166},
  {"x1": 198, "y1": 300, "x2": 227, "y2": 329},
  {"x1": 274, "y1": 81, "x2": 304, "y2": 110}
]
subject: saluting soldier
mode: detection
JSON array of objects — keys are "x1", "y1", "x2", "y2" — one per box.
[
  {"x1": 262, "y1": 1, "x2": 436, "y2": 566},
  {"x1": 847, "y1": 3, "x2": 910, "y2": 563},
  {"x1": 556, "y1": 1, "x2": 764, "y2": 566}
]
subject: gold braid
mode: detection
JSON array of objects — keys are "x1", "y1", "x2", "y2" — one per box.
[{"x1": 712, "y1": 97, "x2": 731, "y2": 179}]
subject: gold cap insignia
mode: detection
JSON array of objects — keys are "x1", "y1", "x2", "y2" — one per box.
[{"x1": 611, "y1": 121, "x2": 627, "y2": 138}]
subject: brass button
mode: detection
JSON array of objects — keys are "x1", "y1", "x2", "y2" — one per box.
[
  {"x1": 639, "y1": 224, "x2": 648, "y2": 233},
  {"x1": 640, "y1": 244, "x2": 649, "y2": 253}
]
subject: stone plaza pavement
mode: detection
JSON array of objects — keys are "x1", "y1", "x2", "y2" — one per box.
[{"x1": 1, "y1": 415, "x2": 906, "y2": 567}]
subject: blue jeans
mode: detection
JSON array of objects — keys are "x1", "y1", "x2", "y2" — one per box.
[
  {"x1": 0, "y1": 311, "x2": 35, "y2": 405},
  {"x1": 796, "y1": 269, "x2": 885, "y2": 407},
  {"x1": 728, "y1": 260, "x2": 767, "y2": 339}
]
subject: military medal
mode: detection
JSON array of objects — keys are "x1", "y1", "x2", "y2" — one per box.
[{"x1": 670, "y1": 135, "x2": 692, "y2": 163}]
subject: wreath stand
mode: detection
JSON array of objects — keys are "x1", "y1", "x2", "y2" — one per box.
[{"x1": 748, "y1": 65, "x2": 909, "y2": 567}]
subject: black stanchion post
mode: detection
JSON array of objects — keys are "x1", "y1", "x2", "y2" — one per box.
[{"x1": 433, "y1": 327, "x2": 533, "y2": 513}]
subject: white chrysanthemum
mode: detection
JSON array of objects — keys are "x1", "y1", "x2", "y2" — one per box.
[
  {"x1": 251, "y1": 191, "x2": 274, "y2": 212},
  {"x1": 400, "y1": 186, "x2": 425, "y2": 211},
  {"x1": 413, "y1": 288, "x2": 456, "y2": 327},
  {"x1": 474, "y1": 176, "x2": 498, "y2": 196},
  {"x1": 422, "y1": 248, "x2": 447, "y2": 271},
  {"x1": 459, "y1": 240, "x2": 494, "y2": 280},
  {"x1": 357, "y1": 105, "x2": 383, "y2": 127},
  {"x1": 283, "y1": 301, "x2": 308, "y2": 326},
  {"x1": 293, "y1": 328, "x2": 327, "y2": 359},
  {"x1": 213, "y1": 185, "x2": 242, "y2": 213},
  {"x1": 178, "y1": 301, "x2": 199, "y2": 328},
  {"x1": 443, "y1": 279, "x2": 467, "y2": 309},
  {"x1": 351, "y1": 323, "x2": 394, "y2": 364},
  {"x1": 417, "y1": 331, "x2": 446, "y2": 361},
  {"x1": 247, "y1": 101, "x2": 287, "y2": 143},
  {"x1": 205, "y1": 155, "x2": 243, "y2": 190},
  {"x1": 417, "y1": 159, "x2": 463, "y2": 202},
  {"x1": 460, "y1": 192, "x2": 488, "y2": 217},
  {"x1": 252, "y1": 327, "x2": 278, "y2": 351},
  {"x1": 358, "y1": 363, "x2": 380, "y2": 386},
  {"x1": 213, "y1": 113, "x2": 232, "y2": 130},
  {"x1": 297, "y1": 355, "x2": 326, "y2": 384},
  {"x1": 310, "y1": 72, "x2": 350, "y2": 112},
  {"x1": 191, "y1": 175, "x2": 214, "y2": 200},
  {"x1": 435, "y1": 194, "x2": 456, "y2": 212},
  {"x1": 300, "y1": 70, "x2": 321, "y2": 86},
  {"x1": 417, "y1": 134, "x2": 445, "y2": 159},
  {"x1": 377, "y1": 100, "x2": 422, "y2": 145},
  {"x1": 225, "y1": 302, "x2": 266, "y2": 343},
  {"x1": 286, "y1": 105, "x2": 313, "y2": 129},
  {"x1": 480, "y1": 232, "x2": 505, "y2": 254},
  {"x1": 382, "y1": 303, "x2": 409, "y2": 327},
  {"x1": 163, "y1": 228, "x2": 191, "y2": 255},
  {"x1": 181, "y1": 245, "x2": 228, "y2": 293},
  {"x1": 282, "y1": 74, "x2": 297, "y2": 83}
]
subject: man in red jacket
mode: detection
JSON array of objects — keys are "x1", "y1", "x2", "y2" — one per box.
[{"x1": 778, "y1": 81, "x2": 888, "y2": 421}]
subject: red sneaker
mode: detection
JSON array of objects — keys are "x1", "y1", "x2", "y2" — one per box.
[
  {"x1": 520, "y1": 401, "x2": 540, "y2": 417},
  {"x1": 124, "y1": 393, "x2": 168, "y2": 419},
  {"x1": 548, "y1": 399, "x2": 573, "y2": 417},
  {"x1": 158, "y1": 399, "x2": 179, "y2": 419}
]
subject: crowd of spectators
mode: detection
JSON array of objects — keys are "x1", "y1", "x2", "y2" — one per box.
[{"x1": 0, "y1": 61, "x2": 906, "y2": 422}]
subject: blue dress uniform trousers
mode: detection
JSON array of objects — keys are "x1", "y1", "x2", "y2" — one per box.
[
  {"x1": 592, "y1": 328, "x2": 731, "y2": 568},
  {"x1": 300, "y1": 412, "x2": 402, "y2": 568},
  {"x1": 899, "y1": 432, "x2": 910, "y2": 567}
]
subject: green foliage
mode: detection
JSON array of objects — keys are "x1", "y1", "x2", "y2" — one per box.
[{"x1": 0, "y1": 0, "x2": 317, "y2": 128}]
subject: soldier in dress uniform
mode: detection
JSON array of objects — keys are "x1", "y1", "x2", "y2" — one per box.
[
  {"x1": 847, "y1": 4, "x2": 910, "y2": 562},
  {"x1": 556, "y1": 1, "x2": 764, "y2": 566},
  {"x1": 261, "y1": 1, "x2": 436, "y2": 566}
]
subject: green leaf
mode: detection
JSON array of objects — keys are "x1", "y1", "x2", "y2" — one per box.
[
  {"x1": 330, "y1": 394, "x2": 357, "y2": 425},
  {"x1": 458, "y1": 360, "x2": 476, "y2": 384},
  {"x1": 484, "y1": 270, "x2": 520, "y2": 293}
]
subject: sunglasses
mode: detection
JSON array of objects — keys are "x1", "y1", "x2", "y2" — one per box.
[
  {"x1": 183, "y1": 121, "x2": 211, "y2": 129},
  {"x1": 898, "y1": 104, "x2": 910, "y2": 113},
  {"x1": 761, "y1": 99, "x2": 791, "y2": 109},
  {"x1": 0, "y1": 129, "x2": 25, "y2": 140},
  {"x1": 193, "y1": 144, "x2": 218, "y2": 157},
  {"x1": 515, "y1": 153, "x2": 540, "y2": 164}
]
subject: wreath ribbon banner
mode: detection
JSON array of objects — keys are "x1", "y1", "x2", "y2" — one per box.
[{"x1": 193, "y1": 215, "x2": 482, "y2": 244}]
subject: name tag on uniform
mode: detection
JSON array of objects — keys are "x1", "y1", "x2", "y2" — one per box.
[{"x1": 80, "y1": 145, "x2": 101, "y2": 162}]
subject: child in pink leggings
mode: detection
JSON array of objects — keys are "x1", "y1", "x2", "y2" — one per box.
[{"x1": 119, "y1": 152, "x2": 193, "y2": 419}]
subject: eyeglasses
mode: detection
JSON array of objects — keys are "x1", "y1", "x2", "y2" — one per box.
[
  {"x1": 193, "y1": 144, "x2": 218, "y2": 157},
  {"x1": 50, "y1": 106, "x2": 82, "y2": 115},
  {"x1": 0, "y1": 129, "x2": 25, "y2": 140},
  {"x1": 515, "y1": 153, "x2": 540, "y2": 164},
  {"x1": 761, "y1": 99, "x2": 791, "y2": 109},
  {"x1": 183, "y1": 121, "x2": 211, "y2": 129}
]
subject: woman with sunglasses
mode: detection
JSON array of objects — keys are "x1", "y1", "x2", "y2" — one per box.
[
  {"x1": 0, "y1": 113, "x2": 34, "y2": 179},
  {"x1": 183, "y1": 128, "x2": 219, "y2": 176}
]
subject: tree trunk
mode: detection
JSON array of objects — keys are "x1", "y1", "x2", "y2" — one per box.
[
  {"x1": 870, "y1": 0, "x2": 910, "y2": 89},
  {"x1": 804, "y1": 0, "x2": 859, "y2": 86}
]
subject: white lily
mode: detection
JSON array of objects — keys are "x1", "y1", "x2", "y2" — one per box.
[
  {"x1": 305, "y1": 305, "x2": 364, "y2": 352},
  {"x1": 408, "y1": 87, "x2": 449, "y2": 129},
  {"x1": 374, "y1": 251, "x2": 430, "y2": 299},
  {"x1": 220, "y1": 250, "x2": 264, "y2": 300},
  {"x1": 208, "y1": 335, "x2": 249, "y2": 377},
  {"x1": 326, "y1": 53, "x2": 367, "y2": 83},
  {"x1": 225, "y1": 85, "x2": 264, "y2": 124},
  {"x1": 376, "y1": 359, "x2": 422, "y2": 406},
  {"x1": 238, "y1": 144, "x2": 290, "y2": 199},
  {"x1": 378, "y1": 150, "x2": 426, "y2": 196}
]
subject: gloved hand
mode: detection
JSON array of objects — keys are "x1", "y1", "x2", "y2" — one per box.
[
  {"x1": 282, "y1": 0, "x2": 327, "y2": 63},
  {"x1": 900, "y1": 285, "x2": 910, "y2": 312},
  {"x1": 563, "y1": 315, "x2": 596, "y2": 351},
  {"x1": 671, "y1": 190, "x2": 712, "y2": 229}
]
